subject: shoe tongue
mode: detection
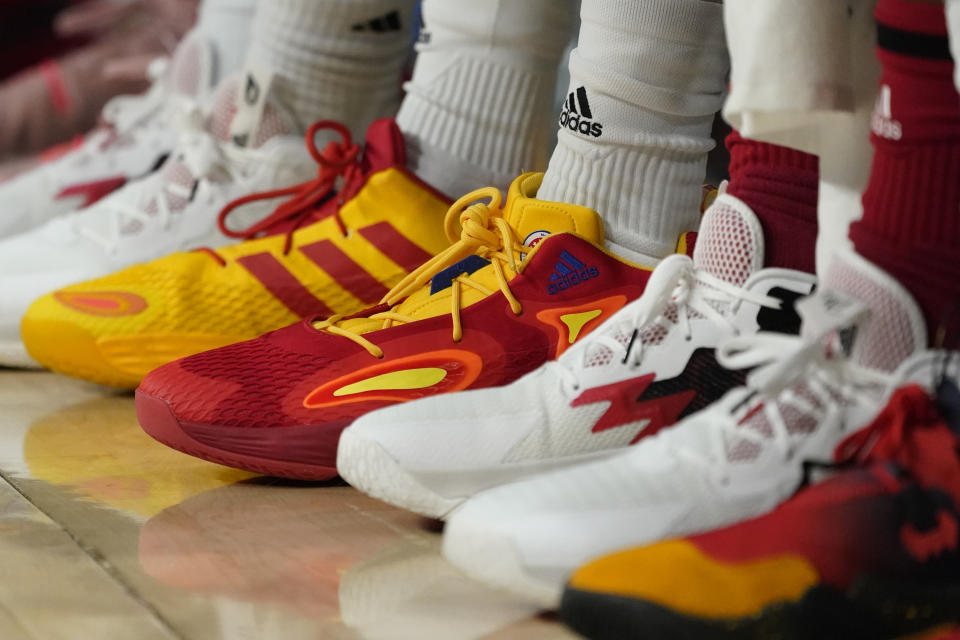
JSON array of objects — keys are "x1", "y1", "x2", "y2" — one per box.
[
  {"x1": 166, "y1": 30, "x2": 215, "y2": 98},
  {"x1": 504, "y1": 173, "x2": 605, "y2": 247},
  {"x1": 209, "y1": 68, "x2": 297, "y2": 149},
  {"x1": 333, "y1": 173, "x2": 605, "y2": 338},
  {"x1": 359, "y1": 119, "x2": 406, "y2": 174},
  {"x1": 692, "y1": 193, "x2": 765, "y2": 287},
  {"x1": 116, "y1": 74, "x2": 297, "y2": 234},
  {"x1": 818, "y1": 251, "x2": 927, "y2": 372}
]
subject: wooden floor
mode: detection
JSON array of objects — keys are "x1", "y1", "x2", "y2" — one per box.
[{"x1": 0, "y1": 370, "x2": 574, "y2": 640}]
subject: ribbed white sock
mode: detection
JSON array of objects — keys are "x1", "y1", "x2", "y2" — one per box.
[
  {"x1": 195, "y1": 0, "x2": 258, "y2": 83},
  {"x1": 397, "y1": 0, "x2": 575, "y2": 198},
  {"x1": 244, "y1": 0, "x2": 417, "y2": 138},
  {"x1": 538, "y1": 0, "x2": 728, "y2": 265}
]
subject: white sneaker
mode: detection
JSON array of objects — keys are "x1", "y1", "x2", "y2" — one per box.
[
  {"x1": 338, "y1": 193, "x2": 817, "y2": 518},
  {"x1": 441, "y1": 249, "x2": 957, "y2": 608},
  {"x1": 0, "y1": 75, "x2": 313, "y2": 367},
  {"x1": 0, "y1": 31, "x2": 218, "y2": 240}
]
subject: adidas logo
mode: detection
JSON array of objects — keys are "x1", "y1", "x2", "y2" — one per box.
[
  {"x1": 559, "y1": 87, "x2": 603, "y2": 138},
  {"x1": 547, "y1": 250, "x2": 600, "y2": 295},
  {"x1": 871, "y1": 84, "x2": 902, "y2": 140},
  {"x1": 351, "y1": 10, "x2": 402, "y2": 32}
]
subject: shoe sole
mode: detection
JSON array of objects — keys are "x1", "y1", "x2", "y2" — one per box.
[
  {"x1": 22, "y1": 317, "x2": 247, "y2": 389},
  {"x1": 0, "y1": 339, "x2": 40, "y2": 368},
  {"x1": 560, "y1": 576, "x2": 960, "y2": 640},
  {"x1": 136, "y1": 390, "x2": 340, "y2": 480},
  {"x1": 337, "y1": 429, "x2": 463, "y2": 519},
  {"x1": 337, "y1": 429, "x2": 621, "y2": 520},
  {"x1": 443, "y1": 509, "x2": 563, "y2": 610}
]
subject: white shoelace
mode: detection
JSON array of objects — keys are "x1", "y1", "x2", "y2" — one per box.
[
  {"x1": 101, "y1": 58, "x2": 171, "y2": 132},
  {"x1": 72, "y1": 103, "x2": 280, "y2": 253},
  {"x1": 670, "y1": 311, "x2": 892, "y2": 474},
  {"x1": 71, "y1": 58, "x2": 177, "y2": 164},
  {"x1": 558, "y1": 254, "x2": 781, "y2": 395}
]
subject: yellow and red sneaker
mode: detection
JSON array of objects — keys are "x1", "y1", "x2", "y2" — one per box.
[
  {"x1": 560, "y1": 384, "x2": 960, "y2": 640},
  {"x1": 134, "y1": 172, "x2": 676, "y2": 479},
  {"x1": 21, "y1": 119, "x2": 452, "y2": 388}
]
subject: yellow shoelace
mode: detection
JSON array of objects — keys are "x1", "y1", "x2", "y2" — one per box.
[{"x1": 313, "y1": 186, "x2": 531, "y2": 358}]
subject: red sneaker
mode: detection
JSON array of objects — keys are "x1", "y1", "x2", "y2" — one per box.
[
  {"x1": 135, "y1": 173, "x2": 674, "y2": 479},
  {"x1": 561, "y1": 377, "x2": 960, "y2": 640}
]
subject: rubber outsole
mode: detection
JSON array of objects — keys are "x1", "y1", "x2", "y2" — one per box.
[
  {"x1": 443, "y1": 509, "x2": 563, "y2": 609},
  {"x1": 560, "y1": 575, "x2": 960, "y2": 640},
  {"x1": 21, "y1": 317, "x2": 248, "y2": 389},
  {"x1": 135, "y1": 390, "x2": 340, "y2": 480},
  {"x1": 22, "y1": 319, "x2": 152, "y2": 388},
  {"x1": 337, "y1": 429, "x2": 463, "y2": 519}
]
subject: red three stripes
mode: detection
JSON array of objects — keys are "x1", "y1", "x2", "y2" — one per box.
[{"x1": 236, "y1": 222, "x2": 432, "y2": 319}]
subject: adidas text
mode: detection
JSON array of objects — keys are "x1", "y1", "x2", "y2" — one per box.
[
  {"x1": 559, "y1": 87, "x2": 603, "y2": 138},
  {"x1": 548, "y1": 250, "x2": 600, "y2": 295}
]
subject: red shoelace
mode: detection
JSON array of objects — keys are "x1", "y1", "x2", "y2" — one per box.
[{"x1": 198, "y1": 120, "x2": 361, "y2": 265}]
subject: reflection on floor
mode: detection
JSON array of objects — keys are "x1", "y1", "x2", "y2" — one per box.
[{"x1": 0, "y1": 370, "x2": 575, "y2": 640}]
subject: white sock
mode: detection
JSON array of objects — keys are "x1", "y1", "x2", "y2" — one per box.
[
  {"x1": 538, "y1": 0, "x2": 728, "y2": 264},
  {"x1": 244, "y1": 0, "x2": 417, "y2": 139},
  {"x1": 949, "y1": 0, "x2": 960, "y2": 93},
  {"x1": 397, "y1": 0, "x2": 576, "y2": 198},
  {"x1": 195, "y1": 0, "x2": 258, "y2": 83}
]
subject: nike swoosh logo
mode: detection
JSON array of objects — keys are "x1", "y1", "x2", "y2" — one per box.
[{"x1": 303, "y1": 350, "x2": 483, "y2": 409}]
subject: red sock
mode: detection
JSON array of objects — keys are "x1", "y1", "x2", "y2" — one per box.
[
  {"x1": 724, "y1": 131, "x2": 819, "y2": 274},
  {"x1": 849, "y1": 0, "x2": 960, "y2": 346}
]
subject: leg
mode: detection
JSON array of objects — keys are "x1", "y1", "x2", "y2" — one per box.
[
  {"x1": 398, "y1": 0, "x2": 575, "y2": 198},
  {"x1": 538, "y1": 0, "x2": 729, "y2": 265}
]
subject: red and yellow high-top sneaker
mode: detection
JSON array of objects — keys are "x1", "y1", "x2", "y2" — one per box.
[
  {"x1": 561, "y1": 380, "x2": 960, "y2": 640},
  {"x1": 135, "y1": 172, "x2": 677, "y2": 479}
]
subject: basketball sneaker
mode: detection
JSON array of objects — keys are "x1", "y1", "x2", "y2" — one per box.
[
  {"x1": 0, "y1": 31, "x2": 217, "y2": 239},
  {"x1": 20, "y1": 119, "x2": 451, "y2": 388},
  {"x1": 338, "y1": 193, "x2": 817, "y2": 518},
  {"x1": 442, "y1": 250, "x2": 959, "y2": 608},
  {"x1": 560, "y1": 380, "x2": 960, "y2": 640},
  {"x1": 0, "y1": 73, "x2": 314, "y2": 368},
  {"x1": 135, "y1": 172, "x2": 660, "y2": 480}
]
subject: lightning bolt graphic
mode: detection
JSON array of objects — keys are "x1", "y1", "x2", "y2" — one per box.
[{"x1": 572, "y1": 374, "x2": 697, "y2": 443}]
